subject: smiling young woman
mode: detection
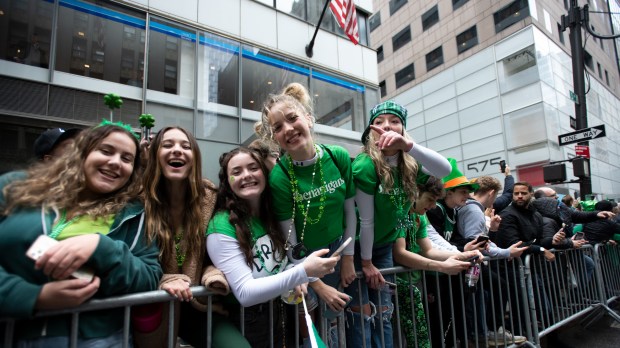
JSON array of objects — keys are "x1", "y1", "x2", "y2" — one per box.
[{"x1": 0, "y1": 123, "x2": 161, "y2": 346}]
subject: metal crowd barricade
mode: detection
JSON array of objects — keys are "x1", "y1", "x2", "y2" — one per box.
[{"x1": 3, "y1": 244, "x2": 620, "y2": 348}]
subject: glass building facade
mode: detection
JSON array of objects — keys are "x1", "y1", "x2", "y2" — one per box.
[{"x1": 0, "y1": 0, "x2": 377, "y2": 179}]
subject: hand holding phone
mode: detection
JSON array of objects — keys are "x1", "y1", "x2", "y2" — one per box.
[
  {"x1": 331, "y1": 237, "x2": 352, "y2": 258},
  {"x1": 574, "y1": 232, "x2": 584, "y2": 241},
  {"x1": 474, "y1": 235, "x2": 489, "y2": 246},
  {"x1": 500, "y1": 160, "x2": 506, "y2": 173},
  {"x1": 26, "y1": 235, "x2": 95, "y2": 281}
]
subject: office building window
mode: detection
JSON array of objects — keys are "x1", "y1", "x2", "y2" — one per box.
[
  {"x1": 395, "y1": 63, "x2": 414, "y2": 88},
  {"x1": 55, "y1": 0, "x2": 146, "y2": 84},
  {"x1": 377, "y1": 45, "x2": 384, "y2": 63},
  {"x1": 605, "y1": 70, "x2": 609, "y2": 85},
  {"x1": 557, "y1": 23, "x2": 565, "y2": 44},
  {"x1": 597, "y1": 63, "x2": 602, "y2": 78},
  {"x1": 456, "y1": 26, "x2": 478, "y2": 53},
  {"x1": 600, "y1": 38, "x2": 604, "y2": 51},
  {"x1": 494, "y1": 0, "x2": 529, "y2": 33},
  {"x1": 148, "y1": 18, "x2": 196, "y2": 98},
  {"x1": 379, "y1": 80, "x2": 386, "y2": 98},
  {"x1": 392, "y1": 26, "x2": 411, "y2": 52},
  {"x1": 564, "y1": 0, "x2": 569, "y2": 10},
  {"x1": 369, "y1": 12, "x2": 381, "y2": 32},
  {"x1": 422, "y1": 5, "x2": 439, "y2": 31},
  {"x1": 389, "y1": 0, "x2": 408, "y2": 15},
  {"x1": 584, "y1": 51, "x2": 593, "y2": 70},
  {"x1": 426, "y1": 46, "x2": 443, "y2": 71},
  {"x1": 453, "y1": 0, "x2": 469, "y2": 11},
  {"x1": 498, "y1": 45, "x2": 537, "y2": 93},
  {"x1": 197, "y1": 32, "x2": 239, "y2": 109},
  {"x1": 312, "y1": 69, "x2": 365, "y2": 131},
  {"x1": 1, "y1": 0, "x2": 54, "y2": 68}
]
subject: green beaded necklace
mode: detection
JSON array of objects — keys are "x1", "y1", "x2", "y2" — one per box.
[
  {"x1": 388, "y1": 172, "x2": 414, "y2": 233},
  {"x1": 50, "y1": 210, "x2": 80, "y2": 240},
  {"x1": 287, "y1": 144, "x2": 326, "y2": 244}
]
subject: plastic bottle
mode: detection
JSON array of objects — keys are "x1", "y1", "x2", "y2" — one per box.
[{"x1": 464, "y1": 263, "x2": 481, "y2": 293}]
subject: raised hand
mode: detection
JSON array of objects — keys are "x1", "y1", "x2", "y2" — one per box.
[{"x1": 369, "y1": 125, "x2": 413, "y2": 152}]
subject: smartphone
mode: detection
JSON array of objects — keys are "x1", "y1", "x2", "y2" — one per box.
[
  {"x1": 331, "y1": 237, "x2": 353, "y2": 258},
  {"x1": 467, "y1": 255, "x2": 480, "y2": 263},
  {"x1": 26, "y1": 235, "x2": 95, "y2": 281},
  {"x1": 475, "y1": 235, "x2": 489, "y2": 245},
  {"x1": 574, "y1": 232, "x2": 584, "y2": 240},
  {"x1": 522, "y1": 239, "x2": 536, "y2": 247},
  {"x1": 500, "y1": 160, "x2": 506, "y2": 173}
]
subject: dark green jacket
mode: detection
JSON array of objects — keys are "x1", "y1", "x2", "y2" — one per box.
[{"x1": 0, "y1": 171, "x2": 162, "y2": 340}]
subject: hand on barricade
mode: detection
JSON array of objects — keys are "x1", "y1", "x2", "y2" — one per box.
[
  {"x1": 571, "y1": 237, "x2": 588, "y2": 249},
  {"x1": 310, "y1": 280, "x2": 350, "y2": 312},
  {"x1": 369, "y1": 125, "x2": 414, "y2": 152},
  {"x1": 162, "y1": 278, "x2": 192, "y2": 301},
  {"x1": 439, "y1": 255, "x2": 471, "y2": 275},
  {"x1": 542, "y1": 248, "x2": 555, "y2": 262},
  {"x1": 302, "y1": 249, "x2": 339, "y2": 278},
  {"x1": 608, "y1": 240, "x2": 617, "y2": 246},
  {"x1": 361, "y1": 259, "x2": 385, "y2": 290},
  {"x1": 36, "y1": 276, "x2": 101, "y2": 310},
  {"x1": 508, "y1": 241, "x2": 528, "y2": 259},
  {"x1": 552, "y1": 229, "x2": 566, "y2": 246},
  {"x1": 340, "y1": 255, "x2": 357, "y2": 288},
  {"x1": 36, "y1": 234, "x2": 99, "y2": 280}
]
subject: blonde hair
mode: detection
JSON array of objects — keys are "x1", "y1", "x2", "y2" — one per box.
[
  {"x1": 363, "y1": 130, "x2": 419, "y2": 204},
  {"x1": 255, "y1": 82, "x2": 315, "y2": 148},
  {"x1": 2, "y1": 125, "x2": 142, "y2": 218}
]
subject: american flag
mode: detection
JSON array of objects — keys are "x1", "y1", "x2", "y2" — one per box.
[{"x1": 330, "y1": 0, "x2": 359, "y2": 45}]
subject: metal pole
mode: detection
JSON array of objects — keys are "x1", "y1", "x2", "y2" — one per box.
[
  {"x1": 567, "y1": 0, "x2": 592, "y2": 197},
  {"x1": 305, "y1": 0, "x2": 332, "y2": 58}
]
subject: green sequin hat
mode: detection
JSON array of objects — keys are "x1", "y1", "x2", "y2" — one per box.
[
  {"x1": 442, "y1": 158, "x2": 479, "y2": 191},
  {"x1": 361, "y1": 100, "x2": 408, "y2": 145}
]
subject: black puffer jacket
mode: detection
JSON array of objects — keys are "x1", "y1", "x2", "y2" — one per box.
[
  {"x1": 531, "y1": 198, "x2": 573, "y2": 249},
  {"x1": 583, "y1": 219, "x2": 620, "y2": 244},
  {"x1": 495, "y1": 202, "x2": 545, "y2": 255}
]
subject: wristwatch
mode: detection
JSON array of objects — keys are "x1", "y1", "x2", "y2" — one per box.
[{"x1": 540, "y1": 247, "x2": 545, "y2": 253}]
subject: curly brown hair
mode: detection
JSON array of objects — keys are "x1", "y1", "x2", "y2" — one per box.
[{"x1": 2, "y1": 125, "x2": 142, "y2": 218}]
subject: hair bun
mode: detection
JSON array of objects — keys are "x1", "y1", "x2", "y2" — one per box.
[{"x1": 282, "y1": 83, "x2": 311, "y2": 113}]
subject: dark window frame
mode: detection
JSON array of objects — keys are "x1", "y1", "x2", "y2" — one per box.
[
  {"x1": 379, "y1": 80, "x2": 386, "y2": 98},
  {"x1": 493, "y1": 0, "x2": 529, "y2": 33},
  {"x1": 422, "y1": 5, "x2": 439, "y2": 31},
  {"x1": 377, "y1": 45, "x2": 384, "y2": 63},
  {"x1": 456, "y1": 25, "x2": 478, "y2": 54},
  {"x1": 395, "y1": 63, "x2": 415, "y2": 89},
  {"x1": 426, "y1": 46, "x2": 444, "y2": 71},
  {"x1": 369, "y1": 12, "x2": 381, "y2": 33},
  {"x1": 452, "y1": 0, "x2": 469, "y2": 11},
  {"x1": 392, "y1": 26, "x2": 411, "y2": 52},
  {"x1": 389, "y1": 0, "x2": 408, "y2": 16},
  {"x1": 557, "y1": 23, "x2": 565, "y2": 45}
]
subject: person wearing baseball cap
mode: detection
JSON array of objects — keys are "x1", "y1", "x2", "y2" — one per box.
[{"x1": 33, "y1": 128, "x2": 81, "y2": 161}]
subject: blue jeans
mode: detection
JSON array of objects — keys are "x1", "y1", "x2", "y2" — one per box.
[
  {"x1": 345, "y1": 242, "x2": 394, "y2": 348},
  {"x1": 16, "y1": 330, "x2": 129, "y2": 348}
]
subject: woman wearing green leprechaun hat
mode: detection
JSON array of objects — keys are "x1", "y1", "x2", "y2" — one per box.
[{"x1": 345, "y1": 100, "x2": 451, "y2": 348}]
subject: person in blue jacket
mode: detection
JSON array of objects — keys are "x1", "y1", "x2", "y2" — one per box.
[{"x1": 0, "y1": 123, "x2": 162, "y2": 347}]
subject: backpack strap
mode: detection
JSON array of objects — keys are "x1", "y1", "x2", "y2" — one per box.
[{"x1": 276, "y1": 144, "x2": 343, "y2": 181}]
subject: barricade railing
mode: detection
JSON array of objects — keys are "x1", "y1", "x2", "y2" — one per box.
[{"x1": 2, "y1": 244, "x2": 619, "y2": 348}]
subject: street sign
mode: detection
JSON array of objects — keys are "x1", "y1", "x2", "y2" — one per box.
[
  {"x1": 575, "y1": 145, "x2": 590, "y2": 158},
  {"x1": 569, "y1": 90, "x2": 579, "y2": 104},
  {"x1": 558, "y1": 125, "x2": 606, "y2": 146},
  {"x1": 570, "y1": 116, "x2": 577, "y2": 129}
]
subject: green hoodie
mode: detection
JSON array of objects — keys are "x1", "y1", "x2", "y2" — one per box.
[{"x1": 0, "y1": 171, "x2": 162, "y2": 341}]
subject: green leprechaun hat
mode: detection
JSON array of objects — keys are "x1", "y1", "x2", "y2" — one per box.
[{"x1": 442, "y1": 158, "x2": 479, "y2": 191}]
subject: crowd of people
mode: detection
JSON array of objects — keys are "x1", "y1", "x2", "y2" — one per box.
[{"x1": 1, "y1": 83, "x2": 619, "y2": 348}]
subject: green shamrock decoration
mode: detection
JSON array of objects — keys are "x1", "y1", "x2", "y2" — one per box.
[
  {"x1": 103, "y1": 93, "x2": 123, "y2": 122},
  {"x1": 139, "y1": 114, "x2": 155, "y2": 128}
]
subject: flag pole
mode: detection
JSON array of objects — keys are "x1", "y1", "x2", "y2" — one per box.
[{"x1": 306, "y1": 0, "x2": 332, "y2": 58}]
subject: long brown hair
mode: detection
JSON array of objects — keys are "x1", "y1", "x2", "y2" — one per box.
[
  {"x1": 215, "y1": 147, "x2": 286, "y2": 267},
  {"x1": 2, "y1": 125, "x2": 141, "y2": 218},
  {"x1": 143, "y1": 126, "x2": 210, "y2": 264}
]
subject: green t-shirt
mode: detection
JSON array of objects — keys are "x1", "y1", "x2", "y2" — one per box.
[
  {"x1": 396, "y1": 213, "x2": 429, "y2": 284},
  {"x1": 56, "y1": 215, "x2": 114, "y2": 241},
  {"x1": 353, "y1": 153, "x2": 413, "y2": 245},
  {"x1": 207, "y1": 211, "x2": 287, "y2": 278},
  {"x1": 269, "y1": 144, "x2": 355, "y2": 250}
]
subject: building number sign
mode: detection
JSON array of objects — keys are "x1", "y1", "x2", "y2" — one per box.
[{"x1": 466, "y1": 157, "x2": 502, "y2": 173}]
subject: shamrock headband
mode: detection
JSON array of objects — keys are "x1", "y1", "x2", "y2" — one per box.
[
  {"x1": 98, "y1": 119, "x2": 139, "y2": 140},
  {"x1": 361, "y1": 100, "x2": 408, "y2": 145}
]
